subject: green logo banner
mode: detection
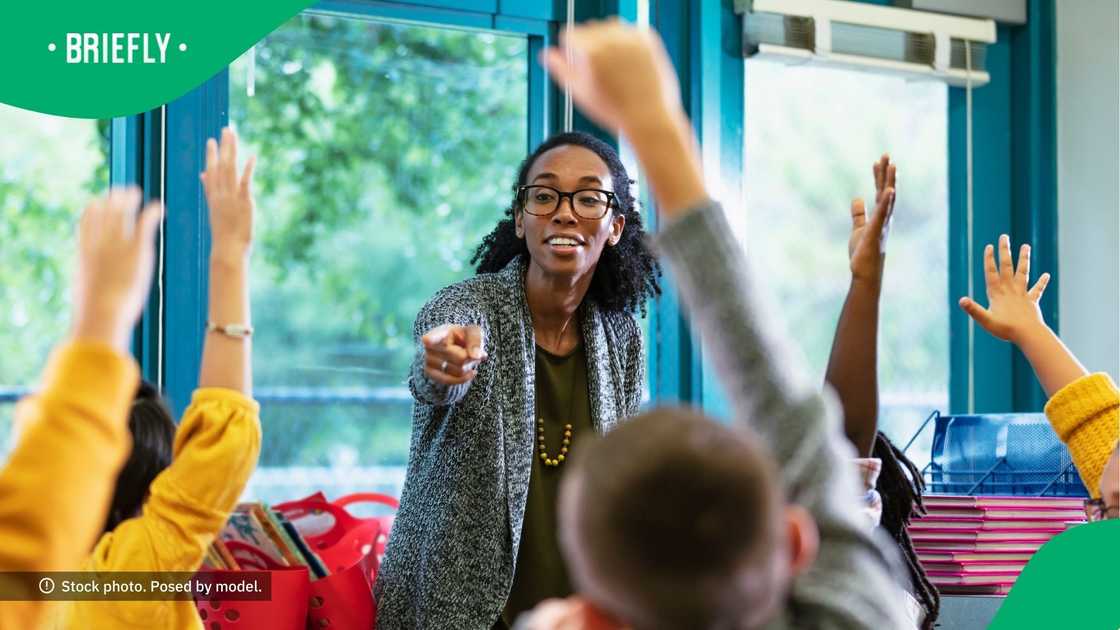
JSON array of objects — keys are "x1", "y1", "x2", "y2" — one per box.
[
  {"x1": 989, "y1": 519, "x2": 1119, "y2": 629},
  {"x1": 0, "y1": 1, "x2": 316, "y2": 118}
]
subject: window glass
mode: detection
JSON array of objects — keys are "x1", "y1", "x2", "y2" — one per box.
[
  {"x1": 0, "y1": 106, "x2": 107, "y2": 456},
  {"x1": 229, "y1": 14, "x2": 529, "y2": 503},
  {"x1": 742, "y1": 61, "x2": 949, "y2": 467}
]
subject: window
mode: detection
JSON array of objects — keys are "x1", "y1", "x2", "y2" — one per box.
[
  {"x1": 0, "y1": 106, "x2": 107, "y2": 455},
  {"x1": 228, "y1": 13, "x2": 529, "y2": 503},
  {"x1": 742, "y1": 61, "x2": 948, "y2": 467}
]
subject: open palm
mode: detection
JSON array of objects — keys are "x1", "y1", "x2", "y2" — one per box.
[{"x1": 848, "y1": 154, "x2": 896, "y2": 281}]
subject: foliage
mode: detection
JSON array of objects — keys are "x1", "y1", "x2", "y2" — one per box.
[
  {"x1": 228, "y1": 15, "x2": 528, "y2": 472},
  {"x1": 0, "y1": 107, "x2": 106, "y2": 452}
]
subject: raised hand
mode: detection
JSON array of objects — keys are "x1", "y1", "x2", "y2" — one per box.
[
  {"x1": 541, "y1": 19, "x2": 682, "y2": 137},
  {"x1": 200, "y1": 127, "x2": 256, "y2": 259},
  {"x1": 958, "y1": 234, "x2": 1051, "y2": 343},
  {"x1": 848, "y1": 154, "x2": 896, "y2": 283},
  {"x1": 421, "y1": 324, "x2": 488, "y2": 386},
  {"x1": 71, "y1": 187, "x2": 163, "y2": 352}
]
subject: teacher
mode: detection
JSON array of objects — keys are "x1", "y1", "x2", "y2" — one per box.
[{"x1": 374, "y1": 130, "x2": 660, "y2": 629}]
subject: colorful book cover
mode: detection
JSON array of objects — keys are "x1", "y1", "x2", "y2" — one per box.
[
  {"x1": 220, "y1": 505, "x2": 291, "y2": 566},
  {"x1": 273, "y1": 511, "x2": 329, "y2": 579},
  {"x1": 247, "y1": 502, "x2": 306, "y2": 568},
  {"x1": 212, "y1": 538, "x2": 241, "y2": 571}
]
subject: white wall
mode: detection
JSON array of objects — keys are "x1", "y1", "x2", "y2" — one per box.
[{"x1": 1056, "y1": 0, "x2": 1120, "y2": 382}]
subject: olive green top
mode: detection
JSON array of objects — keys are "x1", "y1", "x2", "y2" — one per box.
[{"x1": 501, "y1": 341, "x2": 593, "y2": 627}]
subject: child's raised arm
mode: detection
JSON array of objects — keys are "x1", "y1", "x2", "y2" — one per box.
[
  {"x1": 81, "y1": 129, "x2": 260, "y2": 580},
  {"x1": 544, "y1": 20, "x2": 909, "y2": 629},
  {"x1": 959, "y1": 237, "x2": 1117, "y2": 498},
  {"x1": 0, "y1": 189, "x2": 159, "y2": 625},
  {"x1": 824, "y1": 155, "x2": 896, "y2": 456},
  {"x1": 199, "y1": 127, "x2": 255, "y2": 394}
]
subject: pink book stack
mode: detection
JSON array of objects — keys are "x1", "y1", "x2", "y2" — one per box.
[{"x1": 910, "y1": 495, "x2": 1086, "y2": 596}]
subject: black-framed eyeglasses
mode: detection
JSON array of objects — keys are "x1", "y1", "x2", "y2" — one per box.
[
  {"x1": 1084, "y1": 498, "x2": 1118, "y2": 522},
  {"x1": 517, "y1": 185, "x2": 616, "y2": 220}
]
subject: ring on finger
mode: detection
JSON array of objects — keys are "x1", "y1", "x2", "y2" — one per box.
[{"x1": 440, "y1": 360, "x2": 449, "y2": 373}]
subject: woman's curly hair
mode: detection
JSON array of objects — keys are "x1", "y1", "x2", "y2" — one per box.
[{"x1": 470, "y1": 131, "x2": 661, "y2": 315}]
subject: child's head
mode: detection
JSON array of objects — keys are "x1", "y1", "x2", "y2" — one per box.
[
  {"x1": 558, "y1": 407, "x2": 819, "y2": 630},
  {"x1": 105, "y1": 380, "x2": 175, "y2": 532}
]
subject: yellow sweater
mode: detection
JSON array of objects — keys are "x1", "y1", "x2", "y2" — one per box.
[
  {"x1": 53, "y1": 388, "x2": 261, "y2": 629},
  {"x1": 1044, "y1": 373, "x2": 1120, "y2": 498},
  {"x1": 0, "y1": 341, "x2": 138, "y2": 629}
]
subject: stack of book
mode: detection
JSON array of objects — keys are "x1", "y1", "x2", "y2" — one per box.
[
  {"x1": 911, "y1": 495, "x2": 1086, "y2": 595},
  {"x1": 202, "y1": 502, "x2": 329, "y2": 579}
]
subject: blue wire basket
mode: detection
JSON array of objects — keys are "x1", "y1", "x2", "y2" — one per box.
[{"x1": 903, "y1": 411, "x2": 1088, "y2": 497}]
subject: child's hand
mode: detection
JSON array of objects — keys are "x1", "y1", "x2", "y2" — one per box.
[
  {"x1": 542, "y1": 19, "x2": 682, "y2": 136},
  {"x1": 958, "y1": 235, "x2": 1051, "y2": 343},
  {"x1": 200, "y1": 127, "x2": 255, "y2": 259},
  {"x1": 71, "y1": 187, "x2": 163, "y2": 352},
  {"x1": 848, "y1": 154, "x2": 896, "y2": 284}
]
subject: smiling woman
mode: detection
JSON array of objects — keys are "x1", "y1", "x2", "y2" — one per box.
[{"x1": 372, "y1": 130, "x2": 660, "y2": 629}]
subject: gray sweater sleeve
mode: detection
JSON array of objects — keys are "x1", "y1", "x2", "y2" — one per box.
[{"x1": 653, "y1": 202, "x2": 910, "y2": 630}]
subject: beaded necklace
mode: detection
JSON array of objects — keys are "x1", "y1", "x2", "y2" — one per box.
[{"x1": 536, "y1": 346, "x2": 578, "y2": 468}]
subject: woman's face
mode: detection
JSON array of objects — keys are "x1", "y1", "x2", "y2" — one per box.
[{"x1": 515, "y1": 145, "x2": 625, "y2": 281}]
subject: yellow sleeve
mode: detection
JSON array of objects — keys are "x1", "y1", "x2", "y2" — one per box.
[
  {"x1": 0, "y1": 341, "x2": 137, "y2": 629},
  {"x1": 1044, "y1": 373, "x2": 1120, "y2": 498},
  {"x1": 86, "y1": 388, "x2": 261, "y2": 572}
]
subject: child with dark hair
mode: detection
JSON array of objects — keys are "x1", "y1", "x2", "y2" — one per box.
[
  {"x1": 0, "y1": 188, "x2": 161, "y2": 629},
  {"x1": 821, "y1": 154, "x2": 938, "y2": 628},
  {"x1": 516, "y1": 20, "x2": 910, "y2": 629},
  {"x1": 53, "y1": 128, "x2": 262, "y2": 629},
  {"x1": 103, "y1": 380, "x2": 176, "y2": 533}
]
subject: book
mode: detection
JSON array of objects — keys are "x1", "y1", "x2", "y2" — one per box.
[
  {"x1": 915, "y1": 550, "x2": 1036, "y2": 562},
  {"x1": 212, "y1": 538, "x2": 241, "y2": 571},
  {"x1": 910, "y1": 517, "x2": 1077, "y2": 530},
  {"x1": 936, "y1": 583, "x2": 1014, "y2": 596},
  {"x1": 922, "y1": 495, "x2": 1084, "y2": 509},
  {"x1": 247, "y1": 503, "x2": 307, "y2": 569},
  {"x1": 220, "y1": 506, "x2": 291, "y2": 566},
  {"x1": 922, "y1": 561, "x2": 1028, "y2": 573},
  {"x1": 909, "y1": 539, "x2": 1047, "y2": 552},
  {"x1": 271, "y1": 510, "x2": 329, "y2": 579},
  {"x1": 926, "y1": 571, "x2": 1020, "y2": 585},
  {"x1": 908, "y1": 529, "x2": 1060, "y2": 542},
  {"x1": 918, "y1": 506, "x2": 1085, "y2": 520}
]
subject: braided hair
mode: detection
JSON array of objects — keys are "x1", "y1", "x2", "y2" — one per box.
[
  {"x1": 874, "y1": 431, "x2": 940, "y2": 629},
  {"x1": 470, "y1": 131, "x2": 661, "y2": 315}
]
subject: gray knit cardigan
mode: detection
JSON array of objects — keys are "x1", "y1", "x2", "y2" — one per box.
[{"x1": 373, "y1": 256, "x2": 646, "y2": 629}]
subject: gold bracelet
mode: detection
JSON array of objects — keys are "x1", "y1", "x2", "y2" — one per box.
[{"x1": 206, "y1": 322, "x2": 253, "y2": 338}]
